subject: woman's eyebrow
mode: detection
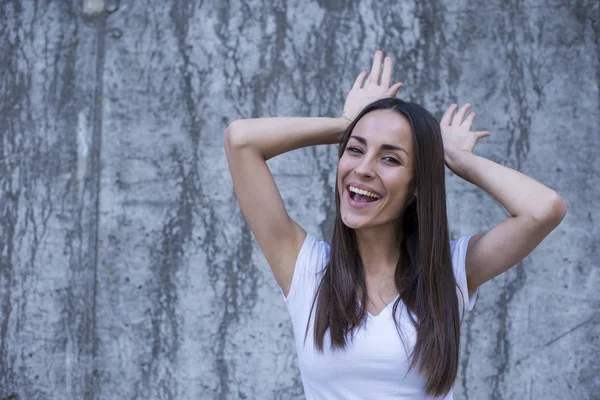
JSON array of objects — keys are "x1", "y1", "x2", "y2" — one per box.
[{"x1": 349, "y1": 135, "x2": 409, "y2": 155}]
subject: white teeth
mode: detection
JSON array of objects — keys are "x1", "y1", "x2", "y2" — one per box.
[{"x1": 348, "y1": 186, "x2": 380, "y2": 199}]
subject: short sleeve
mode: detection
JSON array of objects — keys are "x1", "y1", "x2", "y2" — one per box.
[
  {"x1": 450, "y1": 236, "x2": 477, "y2": 313},
  {"x1": 280, "y1": 234, "x2": 329, "y2": 312}
]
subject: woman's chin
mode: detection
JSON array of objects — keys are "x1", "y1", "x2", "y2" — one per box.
[{"x1": 341, "y1": 213, "x2": 368, "y2": 230}]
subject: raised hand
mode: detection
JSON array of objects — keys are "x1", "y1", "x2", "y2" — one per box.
[
  {"x1": 341, "y1": 50, "x2": 404, "y2": 123},
  {"x1": 440, "y1": 103, "x2": 490, "y2": 163}
]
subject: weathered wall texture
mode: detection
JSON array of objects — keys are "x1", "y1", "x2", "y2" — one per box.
[{"x1": 0, "y1": 0, "x2": 598, "y2": 399}]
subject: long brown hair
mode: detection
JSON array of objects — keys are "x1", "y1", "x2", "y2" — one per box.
[{"x1": 306, "y1": 98, "x2": 462, "y2": 396}]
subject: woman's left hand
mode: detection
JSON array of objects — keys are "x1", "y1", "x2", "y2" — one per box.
[{"x1": 440, "y1": 103, "x2": 490, "y2": 165}]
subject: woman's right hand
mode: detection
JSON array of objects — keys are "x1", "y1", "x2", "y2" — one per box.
[{"x1": 341, "y1": 50, "x2": 404, "y2": 123}]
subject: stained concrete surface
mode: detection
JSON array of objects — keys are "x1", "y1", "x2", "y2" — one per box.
[{"x1": 0, "y1": 0, "x2": 598, "y2": 399}]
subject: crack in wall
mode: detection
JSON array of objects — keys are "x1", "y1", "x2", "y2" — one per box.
[{"x1": 0, "y1": 1, "x2": 25, "y2": 394}]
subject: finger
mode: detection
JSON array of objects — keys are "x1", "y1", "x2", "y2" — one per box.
[
  {"x1": 386, "y1": 82, "x2": 404, "y2": 97},
  {"x1": 452, "y1": 103, "x2": 471, "y2": 126},
  {"x1": 475, "y1": 131, "x2": 491, "y2": 140},
  {"x1": 440, "y1": 104, "x2": 458, "y2": 127},
  {"x1": 462, "y1": 112, "x2": 476, "y2": 130},
  {"x1": 352, "y1": 71, "x2": 368, "y2": 89},
  {"x1": 367, "y1": 50, "x2": 383, "y2": 84},
  {"x1": 380, "y1": 56, "x2": 393, "y2": 88}
]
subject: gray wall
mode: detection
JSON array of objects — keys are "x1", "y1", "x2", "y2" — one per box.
[{"x1": 1, "y1": 0, "x2": 598, "y2": 399}]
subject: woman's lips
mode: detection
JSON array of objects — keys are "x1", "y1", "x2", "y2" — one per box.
[{"x1": 346, "y1": 187, "x2": 382, "y2": 209}]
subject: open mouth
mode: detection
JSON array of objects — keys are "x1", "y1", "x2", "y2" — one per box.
[{"x1": 347, "y1": 185, "x2": 381, "y2": 204}]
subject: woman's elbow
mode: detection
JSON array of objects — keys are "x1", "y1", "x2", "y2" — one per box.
[
  {"x1": 224, "y1": 120, "x2": 244, "y2": 153},
  {"x1": 536, "y1": 191, "x2": 567, "y2": 226}
]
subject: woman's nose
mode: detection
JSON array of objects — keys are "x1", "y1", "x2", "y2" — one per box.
[{"x1": 354, "y1": 157, "x2": 375, "y2": 178}]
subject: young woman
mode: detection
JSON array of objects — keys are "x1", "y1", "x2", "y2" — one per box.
[{"x1": 224, "y1": 50, "x2": 566, "y2": 399}]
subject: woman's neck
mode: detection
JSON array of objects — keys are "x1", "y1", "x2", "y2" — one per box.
[{"x1": 355, "y1": 222, "x2": 402, "y2": 279}]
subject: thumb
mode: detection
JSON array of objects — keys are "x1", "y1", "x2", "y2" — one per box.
[
  {"x1": 386, "y1": 82, "x2": 404, "y2": 97},
  {"x1": 476, "y1": 131, "x2": 491, "y2": 140}
]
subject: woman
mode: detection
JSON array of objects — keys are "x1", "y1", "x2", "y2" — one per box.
[{"x1": 224, "y1": 50, "x2": 566, "y2": 399}]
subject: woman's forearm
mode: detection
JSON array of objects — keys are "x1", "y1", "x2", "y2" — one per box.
[
  {"x1": 225, "y1": 117, "x2": 349, "y2": 160},
  {"x1": 446, "y1": 151, "x2": 567, "y2": 222}
]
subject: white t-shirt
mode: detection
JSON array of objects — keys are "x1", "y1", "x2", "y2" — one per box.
[{"x1": 281, "y1": 234, "x2": 477, "y2": 400}]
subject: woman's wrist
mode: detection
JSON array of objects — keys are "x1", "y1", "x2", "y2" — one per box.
[
  {"x1": 340, "y1": 113, "x2": 353, "y2": 124},
  {"x1": 338, "y1": 115, "x2": 352, "y2": 129},
  {"x1": 444, "y1": 150, "x2": 476, "y2": 180},
  {"x1": 332, "y1": 116, "x2": 351, "y2": 141}
]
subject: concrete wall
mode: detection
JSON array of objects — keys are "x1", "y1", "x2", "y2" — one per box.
[{"x1": 0, "y1": 0, "x2": 598, "y2": 399}]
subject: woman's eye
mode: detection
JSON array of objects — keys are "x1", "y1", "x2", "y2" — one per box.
[
  {"x1": 384, "y1": 157, "x2": 401, "y2": 165},
  {"x1": 346, "y1": 147, "x2": 362, "y2": 154}
]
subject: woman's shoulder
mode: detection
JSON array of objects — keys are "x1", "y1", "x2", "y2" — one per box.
[
  {"x1": 450, "y1": 235, "x2": 471, "y2": 257},
  {"x1": 282, "y1": 233, "x2": 329, "y2": 306},
  {"x1": 297, "y1": 233, "x2": 330, "y2": 274},
  {"x1": 449, "y1": 235, "x2": 477, "y2": 313}
]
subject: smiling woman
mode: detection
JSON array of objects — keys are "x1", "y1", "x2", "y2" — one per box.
[
  {"x1": 313, "y1": 98, "x2": 462, "y2": 397},
  {"x1": 338, "y1": 107, "x2": 417, "y2": 231},
  {"x1": 224, "y1": 50, "x2": 566, "y2": 399}
]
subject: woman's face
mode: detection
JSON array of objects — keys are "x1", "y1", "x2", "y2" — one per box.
[{"x1": 337, "y1": 109, "x2": 416, "y2": 230}]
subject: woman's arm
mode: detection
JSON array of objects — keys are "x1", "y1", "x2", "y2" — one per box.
[
  {"x1": 225, "y1": 50, "x2": 403, "y2": 296},
  {"x1": 440, "y1": 104, "x2": 567, "y2": 292},
  {"x1": 226, "y1": 117, "x2": 346, "y2": 160},
  {"x1": 225, "y1": 117, "x2": 347, "y2": 296},
  {"x1": 225, "y1": 50, "x2": 402, "y2": 296}
]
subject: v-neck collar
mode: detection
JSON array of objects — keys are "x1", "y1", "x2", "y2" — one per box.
[{"x1": 364, "y1": 293, "x2": 401, "y2": 318}]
